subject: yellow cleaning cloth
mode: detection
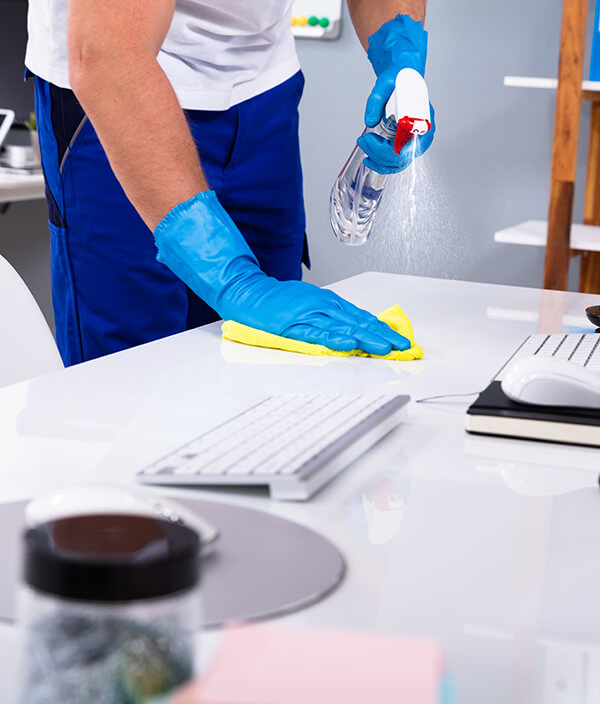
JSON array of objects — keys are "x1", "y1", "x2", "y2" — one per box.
[{"x1": 221, "y1": 305, "x2": 424, "y2": 361}]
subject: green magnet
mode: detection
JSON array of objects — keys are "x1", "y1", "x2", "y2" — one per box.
[
  {"x1": 308, "y1": 16, "x2": 319, "y2": 26},
  {"x1": 319, "y1": 17, "x2": 330, "y2": 28}
]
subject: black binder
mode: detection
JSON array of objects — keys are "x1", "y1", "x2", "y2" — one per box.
[{"x1": 466, "y1": 381, "x2": 600, "y2": 447}]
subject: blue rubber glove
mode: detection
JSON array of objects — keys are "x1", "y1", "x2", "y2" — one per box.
[
  {"x1": 154, "y1": 191, "x2": 410, "y2": 355},
  {"x1": 358, "y1": 106, "x2": 435, "y2": 175},
  {"x1": 361, "y1": 14, "x2": 435, "y2": 175}
]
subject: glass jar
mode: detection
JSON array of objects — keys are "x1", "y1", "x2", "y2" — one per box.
[{"x1": 19, "y1": 510, "x2": 201, "y2": 703}]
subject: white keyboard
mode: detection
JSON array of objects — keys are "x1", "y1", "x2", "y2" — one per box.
[
  {"x1": 495, "y1": 333, "x2": 600, "y2": 381},
  {"x1": 137, "y1": 392, "x2": 409, "y2": 500}
]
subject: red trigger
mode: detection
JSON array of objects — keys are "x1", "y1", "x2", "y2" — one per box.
[{"x1": 394, "y1": 117, "x2": 415, "y2": 155}]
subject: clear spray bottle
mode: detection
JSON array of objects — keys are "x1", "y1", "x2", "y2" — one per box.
[{"x1": 329, "y1": 68, "x2": 432, "y2": 246}]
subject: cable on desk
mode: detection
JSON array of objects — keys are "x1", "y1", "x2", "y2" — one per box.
[{"x1": 416, "y1": 392, "x2": 479, "y2": 404}]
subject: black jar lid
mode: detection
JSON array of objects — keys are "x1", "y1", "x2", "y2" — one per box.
[{"x1": 23, "y1": 513, "x2": 200, "y2": 602}]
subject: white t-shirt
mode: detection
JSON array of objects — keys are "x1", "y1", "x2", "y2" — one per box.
[{"x1": 25, "y1": 0, "x2": 300, "y2": 110}]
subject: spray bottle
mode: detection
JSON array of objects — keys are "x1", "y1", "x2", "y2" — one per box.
[{"x1": 329, "y1": 68, "x2": 431, "y2": 246}]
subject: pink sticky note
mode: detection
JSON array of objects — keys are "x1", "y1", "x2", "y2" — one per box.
[{"x1": 173, "y1": 626, "x2": 444, "y2": 704}]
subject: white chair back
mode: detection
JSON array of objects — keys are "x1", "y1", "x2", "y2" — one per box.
[{"x1": 0, "y1": 254, "x2": 63, "y2": 387}]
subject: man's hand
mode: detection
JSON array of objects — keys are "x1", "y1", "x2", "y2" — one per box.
[
  {"x1": 347, "y1": 2, "x2": 434, "y2": 175},
  {"x1": 68, "y1": 0, "x2": 208, "y2": 229},
  {"x1": 357, "y1": 105, "x2": 435, "y2": 175},
  {"x1": 222, "y1": 279, "x2": 410, "y2": 354},
  {"x1": 154, "y1": 191, "x2": 411, "y2": 355}
]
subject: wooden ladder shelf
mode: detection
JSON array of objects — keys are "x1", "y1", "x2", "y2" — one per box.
[{"x1": 546, "y1": 0, "x2": 600, "y2": 293}]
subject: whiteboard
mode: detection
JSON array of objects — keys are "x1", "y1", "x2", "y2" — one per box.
[{"x1": 291, "y1": 0, "x2": 342, "y2": 40}]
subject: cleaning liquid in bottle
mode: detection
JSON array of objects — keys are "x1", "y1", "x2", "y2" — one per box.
[{"x1": 329, "y1": 68, "x2": 431, "y2": 246}]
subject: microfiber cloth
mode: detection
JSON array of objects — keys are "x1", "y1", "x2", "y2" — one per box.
[{"x1": 222, "y1": 305, "x2": 424, "y2": 361}]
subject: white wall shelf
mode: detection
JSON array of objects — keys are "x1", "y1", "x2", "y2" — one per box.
[
  {"x1": 504, "y1": 75, "x2": 600, "y2": 93},
  {"x1": 0, "y1": 170, "x2": 45, "y2": 205},
  {"x1": 494, "y1": 220, "x2": 600, "y2": 252}
]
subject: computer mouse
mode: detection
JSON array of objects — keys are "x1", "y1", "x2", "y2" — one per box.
[
  {"x1": 25, "y1": 485, "x2": 220, "y2": 555},
  {"x1": 586, "y1": 305, "x2": 600, "y2": 330},
  {"x1": 501, "y1": 356, "x2": 600, "y2": 408}
]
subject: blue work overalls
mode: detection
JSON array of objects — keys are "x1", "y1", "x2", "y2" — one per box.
[{"x1": 33, "y1": 71, "x2": 308, "y2": 366}]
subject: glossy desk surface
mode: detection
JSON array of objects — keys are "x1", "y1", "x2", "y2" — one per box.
[{"x1": 2, "y1": 272, "x2": 600, "y2": 702}]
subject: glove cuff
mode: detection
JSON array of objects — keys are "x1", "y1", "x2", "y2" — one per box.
[
  {"x1": 153, "y1": 190, "x2": 264, "y2": 315},
  {"x1": 367, "y1": 14, "x2": 428, "y2": 77},
  {"x1": 154, "y1": 190, "x2": 238, "y2": 241}
]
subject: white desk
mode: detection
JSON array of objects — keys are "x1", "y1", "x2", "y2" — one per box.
[
  {"x1": 0, "y1": 170, "x2": 45, "y2": 205},
  {"x1": 2, "y1": 272, "x2": 600, "y2": 703}
]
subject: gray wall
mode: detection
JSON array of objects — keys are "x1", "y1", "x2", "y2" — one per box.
[
  {"x1": 0, "y1": 1, "x2": 33, "y2": 117},
  {"x1": 0, "y1": 0, "x2": 595, "y2": 336}
]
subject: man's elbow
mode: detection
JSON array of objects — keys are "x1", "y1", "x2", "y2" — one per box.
[
  {"x1": 69, "y1": 40, "x2": 144, "y2": 100},
  {"x1": 68, "y1": 40, "x2": 110, "y2": 99}
]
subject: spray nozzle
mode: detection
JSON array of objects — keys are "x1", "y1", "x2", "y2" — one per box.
[
  {"x1": 394, "y1": 116, "x2": 431, "y2": 154},
  {"x1": 385, "y1": 68, "x2": 431, "y2": 154}
]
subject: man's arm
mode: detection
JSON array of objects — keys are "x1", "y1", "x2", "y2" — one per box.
[
  {"x1": 68, "y1": 0, "x2": 208, "y2": 230},
  {"x1": 346, "y1": 0, "x2": 426, "y2": 49}
]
